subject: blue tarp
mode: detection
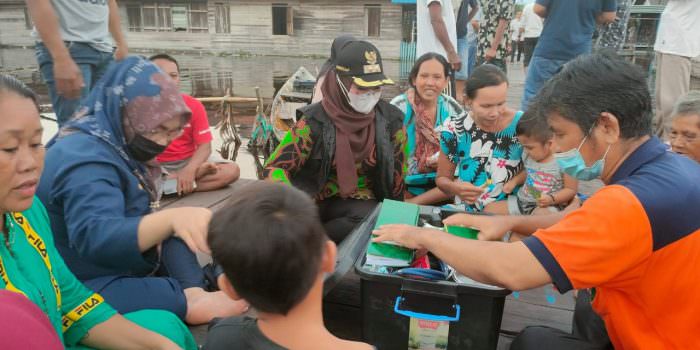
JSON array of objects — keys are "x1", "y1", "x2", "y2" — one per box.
[{"x1": 391, "y1": 0, "x2": 416, "y2": 4}]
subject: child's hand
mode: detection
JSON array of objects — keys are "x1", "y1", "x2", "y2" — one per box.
[
  {"x1": 176, "y1": 167, "x2": 197, "y2": 195},
  {"x1": 563, "y1": 196, "x2": 582, "y2": 213},
  {"x1": 503, "y1": 180, "x2": 516, "y2": 194},
  {"x1": 537, "y1": 194, "x2": 555, "y2": 208}
]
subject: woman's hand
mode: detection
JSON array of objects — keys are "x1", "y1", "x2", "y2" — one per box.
[
  {"x1": 138, "y1": 207, "x2": 212, "y2": 253},
  {"x1": 372, "y1": 224, "x2": 435, "y2": 250},
  {"x1": 451, "y1": 181, "x2": 486, "y2": 204},
  {"x1": 170, "y1": 207, "x2": 212, "y2": 254},
  {"x1": 442, "y1": 213, "x2": 514, "y2": 241}
]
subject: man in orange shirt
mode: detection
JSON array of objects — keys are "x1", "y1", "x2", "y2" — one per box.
[
  {"x1": 150, "y1": 54, "x2": 240, "y2": 195},
  {"x1": 374, "y1": 53, "x2": 700, "y2": 349}
]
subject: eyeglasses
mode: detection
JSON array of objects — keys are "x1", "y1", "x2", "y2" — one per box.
[
  {"x1": 668, "y1": 130, "x2": 698, "y2": 143},
  {"x1": 144, "y1": 126, "x2": 184, "y2": 139}
]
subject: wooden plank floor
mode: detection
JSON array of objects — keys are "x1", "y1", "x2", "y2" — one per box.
[
  {"x1": 169, "y1": 185, "x2": 579, "y2": 348},
  {"x1": 160, "y1": 177, "x2": 256, "y2": 210}
]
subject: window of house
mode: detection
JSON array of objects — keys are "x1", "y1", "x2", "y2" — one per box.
[
  {"x1": 172, "y1": 5, "x2": 188, "y2": 32},
  {"x1": 401, "y1": 6, "x2": 417, "y2": 43},
  {"x1": 126, "y1": 5, "x2": 142, "y2": 32},
  {"x1": 157, "y1": 4, "x2": 172, "y2": 30},
  {"x1": 366, "y1": 5, "x2": 381, "y2": 37},
  {"x1": 142, "y1": 4, "x2": 157, "y2": 31},
  {"x1": 127, "y1": 3, "x2": 209, "y2": 33},
  {"x1": 272, "y1": 4, "x2": 293, "y2": 36},
  {"x1": 189, "y1": 3, "x2": 209, "y2": 33},
  {"x1": 142, "y1": 3, "x2": 171, "y2": 32},
  {"x1": 215, "y1": 3, "x2": 230, "y2": 33}
]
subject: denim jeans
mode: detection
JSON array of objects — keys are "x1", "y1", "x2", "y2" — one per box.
[
  {"x1": 521, "y1": 55, "x2": 569, "y2": 111},
  {"x1": 467, "y1": 39, "x2": 477, "y2": 77},
  {"x1": 456, "y1": 37, "x2": 470, "y2": 80},
  {"x1": 35, "y1": 42, "x2": 114, "y2": 126},
  {"x1": 456, "y1": 37, "x2": 479, "y2": 80}
]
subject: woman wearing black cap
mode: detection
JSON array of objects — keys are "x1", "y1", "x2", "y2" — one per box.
[
  {"x1": 264, "y1": 40, "x2": 406, "y2": 243},
  {"x1": 311, "y1": 34, "x2": 356, "y2": 103}
]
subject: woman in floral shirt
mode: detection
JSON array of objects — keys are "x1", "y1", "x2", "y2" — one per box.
[{"x1": 437, "y1": 64, "x2": 523, "y2": 212}]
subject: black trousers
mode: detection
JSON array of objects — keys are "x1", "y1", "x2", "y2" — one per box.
[
  {"x1": 523, "y1": 37, "x2": 539, "y2": 67},
  {"x1": 318, "y1": 197, "x2": 378, "y2": 243},
  {"x1": 477, "y1": 57, "x2": 507, "y2": 73},
  {"x1": 510, "y1": 40, "x2": 524, "y2": 62},
  {"x1": 510, "y1": 289, "x2": 612, "y2": 350}
]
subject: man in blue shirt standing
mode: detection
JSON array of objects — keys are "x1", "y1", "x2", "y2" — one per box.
[
  {"x1": 520, "y1": 0, "x2": 616, "y2": 111},
  {"x1": 455, "y1": 0, "x2": 479, "y2": 104}
]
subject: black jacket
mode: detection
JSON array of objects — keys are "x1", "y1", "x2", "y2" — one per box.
[{"x1": 290, "y1": 100, "x2": 405, "y2": 201}]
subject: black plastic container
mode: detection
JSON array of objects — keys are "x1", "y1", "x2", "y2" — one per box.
[{"x1": 354, "y1": 206, "x2": 511, "y2": 350}]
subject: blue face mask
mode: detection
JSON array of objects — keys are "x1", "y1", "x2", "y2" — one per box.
[{"x1": 554, "y1": 134, "x2": 611, "y2": 181}]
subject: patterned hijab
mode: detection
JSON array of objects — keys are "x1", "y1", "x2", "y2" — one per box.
[
  {"x1": 407, "y1": 88, "x2": 441, "y2": 173},
  {"x1": 58, "y1": 57, "x2": 191, "y2": 205}
]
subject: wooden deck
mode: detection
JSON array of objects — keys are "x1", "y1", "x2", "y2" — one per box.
[
  {"x1": 163, "y1": 62, "x2": 598, "y2": 349},
  {"x1": 165, "y1": 179, "x2": 576, "y2": 349}
]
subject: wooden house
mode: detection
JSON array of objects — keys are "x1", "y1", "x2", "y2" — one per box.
[
  {"x1": 0, "y1": 1, "x2": 34, "y2": 48},
  {"x1": 0, "y1": 0, "x2": 421, "y2": 60}
]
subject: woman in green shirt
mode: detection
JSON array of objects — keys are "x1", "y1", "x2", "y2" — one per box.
[{"x1": 0, "y1": 74, "x2": 197, "y2": 349}]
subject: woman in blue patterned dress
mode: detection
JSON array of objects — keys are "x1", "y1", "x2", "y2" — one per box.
[{"x1": 436, "y1": 64, "x2": 523, "y2": 212}]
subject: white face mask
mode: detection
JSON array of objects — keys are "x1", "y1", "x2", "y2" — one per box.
[{"x1": 337, "y1": 75, "x2": 381, "y2": 114}]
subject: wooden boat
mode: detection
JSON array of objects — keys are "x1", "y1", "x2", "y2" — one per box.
[{"x1": 269, "y1": 66, "x2": 316, "y2": 141}]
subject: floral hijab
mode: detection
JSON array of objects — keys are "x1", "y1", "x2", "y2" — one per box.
[{"x1": 58, "y1": 57, "x2": 191, "y2": 207}]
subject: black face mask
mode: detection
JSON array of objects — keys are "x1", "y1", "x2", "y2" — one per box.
[{"x1": 126, "y1": 133, "x2": 167, "y2": 162}]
